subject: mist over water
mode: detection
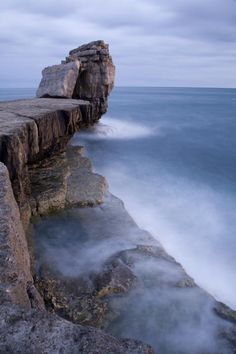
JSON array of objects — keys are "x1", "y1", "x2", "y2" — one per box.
[
  {"x1": 72, "y1": 87, "x2": 236, "y2": 309},
  {"x1": 32, "y1": 195, "x2": 233, "y2": 354}
]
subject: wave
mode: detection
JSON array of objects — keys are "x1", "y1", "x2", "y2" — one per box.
[{"x1": 78, "y1": 117, "x2": 155, "y2": 140}]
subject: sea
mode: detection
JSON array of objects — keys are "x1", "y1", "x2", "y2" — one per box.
[
  {"x1": 1, "y1": 87, "x2": 236, "y2": 352},
  {"x1": 78, "y1": 87, "x2": 236, "y2": 311}
]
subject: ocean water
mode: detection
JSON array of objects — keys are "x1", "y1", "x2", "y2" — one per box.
[
  {"x1": 0, "y1": 88, "x2": 35, "y2": 101},
  {"x1": 73, "y1": 87, "x2": 236, "y2": 310},
  {"x1": 1, "y1": 87, "x2": 236, "y2": 310}
]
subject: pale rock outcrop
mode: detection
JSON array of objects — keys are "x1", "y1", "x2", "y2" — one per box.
[
  {"x1": 36, "y1": 40, "x2": 115, "y2": 122},
  {"x1": 36, "y1": 61, "x2": 80, "y2": 98}
]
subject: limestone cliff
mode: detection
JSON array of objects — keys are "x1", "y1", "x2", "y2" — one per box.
[
  {"x1": 37, "y1": 40, "x2": 115, "y2": 123},
  {"x1": 0, "y1": 98, "x2": 100, "y2": 225},
  {"x1": 0, "y1": 41, "x2": 156, "y2": 354}
]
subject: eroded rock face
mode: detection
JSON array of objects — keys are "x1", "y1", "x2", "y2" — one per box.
[
  {"x1": 29, "y1": 145, "x2": 107, "y2": 216},
  {"x1": 0, "y1": 98, "x2": 95, "y2": 225},
  {"x1": 36, "y1": 61, "x2": 80, "y2": 98},
  {"x1": 0, "y1": 162, "x2": 43, "y2": 309},
  {"x1": 36, "y1": 40, "x2": 115, "y2": 123},
  {"x1": 68, "y1": 40, "x2": 115, "y2": 122},
  {"x1": 0, "y1": 162, "x2": 154, "y2": 354}
]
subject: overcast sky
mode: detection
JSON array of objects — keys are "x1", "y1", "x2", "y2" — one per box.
[{"x1": 0, "y1": 0, "x2": 236, "y2": 88}]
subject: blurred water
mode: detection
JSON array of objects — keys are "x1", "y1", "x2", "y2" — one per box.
[
  {"x1": 0, "y1": 88, "x2": 35, "y2": 101},
  {"x1": 72, "y1": 87, "x2": 236, "y2": 309}
]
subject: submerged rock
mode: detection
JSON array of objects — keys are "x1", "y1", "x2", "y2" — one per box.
[
  {"x1": 96, "y1": 259, "x2": 138, "y2": 298},
  {"x1": 32, "y1": 194, "x2": 236, "y2": 354},
  {"x1": 214, "y1": 302, "x2": 236, "y2": 324},
  {"x1": 36, "y1": 264, "x2": 107, "y2": 327}
]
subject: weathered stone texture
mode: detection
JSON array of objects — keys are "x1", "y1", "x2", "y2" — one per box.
[
  {"x1": 0, "y1": 305, "x2": 155, "y2": 354},
  {"x1": 36, "y1": 61, "x2": 80, "y2": 98},
  {"x1": 29, "y1": 145, "x2": 108, "y2": 216},
  {"x1": 69, "y1": 40, "x2": 115, "y2": 121},
  {"x1": 36, "y1": 40, "x2": 115, "y2": 122},
  {"x1": 0, "y1": 163, "x2": 154, "y2": 354},
  {"x1": 0, "y1": 162, "x2": 43, "y2": 309},
  {"x1": 0, "y1": 98, "x2": 95, "y2": 224}
]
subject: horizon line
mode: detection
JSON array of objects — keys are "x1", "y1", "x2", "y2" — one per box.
[{"x1": 0, "y1": 85, "x2": 236, "y2": 90}]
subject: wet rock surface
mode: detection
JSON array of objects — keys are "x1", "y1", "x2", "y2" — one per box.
[
  {"x1": 29, "y1": 145, "x2": 107, "y2": 215},
  {"x1": 32, "y1": 193, "x2": 236, "y2": 354},
  {"x1": 0, "y1": 161, "x2": 155, "y2": 354}
]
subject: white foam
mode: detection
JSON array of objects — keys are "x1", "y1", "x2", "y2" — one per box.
[{"x1": 79, "y1": 117, "x2": 155, "y2": 140}]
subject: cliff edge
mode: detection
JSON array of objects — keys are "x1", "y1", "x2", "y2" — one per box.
[{"x1": 37, "y1": 40, "x2": 115, "y2": 122}]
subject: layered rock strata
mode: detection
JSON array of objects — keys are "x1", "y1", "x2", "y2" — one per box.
[
  {"x1": 0, "y1": 98, "x2": 101, "y2": 225},
  {"x1": 37, "y1": 40, "x2": 115, "y2": 122},
  {"x1": 29, "y1": 145, "x2": 107, "y2": 216}
]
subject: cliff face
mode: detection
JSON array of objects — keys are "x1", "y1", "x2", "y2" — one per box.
[
  {"x1": 0, "y1": 162, "x2": 43, "y2": 309},
  {"x1": 37, "y1": 40, "x2": 115, "y2": 123},
  {"x1": 1, "y1": 41, "x2": 115, "y2": 223},
  {"x1": 0, "y1": 98, "x2": 98, "y2": 225},
  {"x1": 68, "y1": 40, "x2": 115, "y2": 122},
  {"x1": 0, "y1": 165, "x2": 154, "y2": 354},
  {"x1": 0, "y1": 43, "x2": 154, "y2": 352}
]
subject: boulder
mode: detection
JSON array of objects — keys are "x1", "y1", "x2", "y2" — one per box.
[
  {"x1": 36, "y1": 61, "x2": 80, "y2": 98},
  {"x1": 36, "y1": 40, "x2": 116, "y2": 122}
]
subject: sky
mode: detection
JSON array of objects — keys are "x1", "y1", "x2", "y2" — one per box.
[{"x1": 0, "y1": 0, "x2": 236, "y2": 88}]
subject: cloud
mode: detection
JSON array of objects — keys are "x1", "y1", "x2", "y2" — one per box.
[{"x1": 0, "y1": 0, "x2": 236, "y2": 87}]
